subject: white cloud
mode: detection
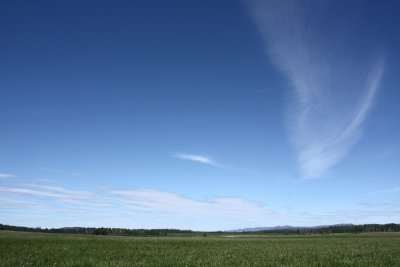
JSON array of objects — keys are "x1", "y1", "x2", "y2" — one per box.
[
  {"x1": 0, "y1": 185, "x2": 94, "y2": 201},
  {"x1": 0, "y1": 173, "x2": 16, "y2": 178},
  {"x1": 0, "y1": 182, "x2": 275, "y2": 230},
  {"x1": 247, "y1": 0, "x2": 384, "y2": 179},
  {"x1": 1, "y1": 180, "x2": 399, "y2": 229},
  {"x1": 172, "y1": 152, "x2": 220, "y2": 167},
  {"x1": 108, "y1": 188, "x2": 272, "y2": 220}
]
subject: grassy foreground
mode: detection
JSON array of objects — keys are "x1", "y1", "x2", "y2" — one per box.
[{"x1": 1, "y1": 231, "x2": 400, "y2": 266}]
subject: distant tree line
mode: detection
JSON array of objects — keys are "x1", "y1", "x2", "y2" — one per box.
[
  {"x1": 256, "y1": 224, "x2": 400, "y2": 235},
  {"x1": 1, "y1": 223, "x2": 399, "y2": 236},
  {"x1": 0, "y1": 224, "x2": 195, "y2": 236}
]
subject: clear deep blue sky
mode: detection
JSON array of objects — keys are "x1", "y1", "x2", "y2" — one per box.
[{"x1": 1, "y1": 0, "x2": 399, "y2": 230}]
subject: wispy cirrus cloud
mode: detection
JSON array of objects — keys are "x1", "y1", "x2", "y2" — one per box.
[
  {"x1": 2, "y1": 179, "x2": 400, "y2": 229},
  {"x1": 108, "y1": 188, "x2": 272, "y2": 222},
  {"x1": 0, "y1": 181, "x2": 274, "y2": 230},
  {"x1": 0, "y1": 173, "x2": 16, "y2": 178},
  {"x1": 247, "y1": 0, "x2": 384, "y2": 179},
  {"x1": 172, "y1": 152, "x2": 221, "y2": 167},
  {"x1": 0, "y1": 184, "x2": 94, "y2": 201}
]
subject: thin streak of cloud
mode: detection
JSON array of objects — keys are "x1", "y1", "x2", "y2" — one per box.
[
  {"x1": 108, "y1": 188, "x2": 272, "y2": 219},
  {"x1": 0, "y1": 184, "x2": 109, "y2": 209},
  {"x1": 0, "y1": 173, "x2": 16, "y2": 178},
  {"x1": 20, "y1": 184, "x2": 94, "y2": 198},
  {"x1": 0, "y1": 186, "x2": 93, "y2": 200},
  {"x1": 172, "y1": 152, "x2": 221, "y2": 167},
  {"x1": 247, "y1": 0, "x2": 384, "y2": 178}
]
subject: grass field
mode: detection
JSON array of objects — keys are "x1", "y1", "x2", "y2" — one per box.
[{"x1": 1, "y1": 230, "x2": 400, "y2": 266}]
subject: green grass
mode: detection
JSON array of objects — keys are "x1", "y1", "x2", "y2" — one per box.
[{"x1": 1, "y1": 231, "x2": 400, "y2": 266}]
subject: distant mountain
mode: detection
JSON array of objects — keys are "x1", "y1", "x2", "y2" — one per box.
[{"x1": 226, "y1": 224, "x2": 354, "y2": 232}]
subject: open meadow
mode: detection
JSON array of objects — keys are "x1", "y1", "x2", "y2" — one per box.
[{"x1": 1, "y1": 230, "x2": 400, "y2": 266}]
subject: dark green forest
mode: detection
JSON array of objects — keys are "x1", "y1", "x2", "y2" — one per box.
[
  {"x1": 0, "y1": 224, "x2": 196, "y2": 236},
  {"x1": 1, "y1": 223, "x2": 399, "y2": 237}
]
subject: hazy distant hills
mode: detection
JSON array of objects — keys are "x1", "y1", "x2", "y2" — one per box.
[{"x1": 227, "y1": 224, "x2": 353, "y2": 232}]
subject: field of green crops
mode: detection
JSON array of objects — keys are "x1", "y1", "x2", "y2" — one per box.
[{"x1": 1, "y1": 230, "x2": 400, "y2": 266}]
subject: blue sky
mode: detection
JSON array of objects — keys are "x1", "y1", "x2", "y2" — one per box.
[{"x1": 1, "y1": 0, "x2": 399, "y2": 230}]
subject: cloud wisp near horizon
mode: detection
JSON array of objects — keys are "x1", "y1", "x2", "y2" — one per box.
[
  {"x1": 0, "y1": 179, "x2": 274, "y2": 230},
  {"x1": 1, "y1": 178, "x2": 398, "y2": 230},
  {"x1": 247, "y1": 0, "x2": 384, "y2": 179}
]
